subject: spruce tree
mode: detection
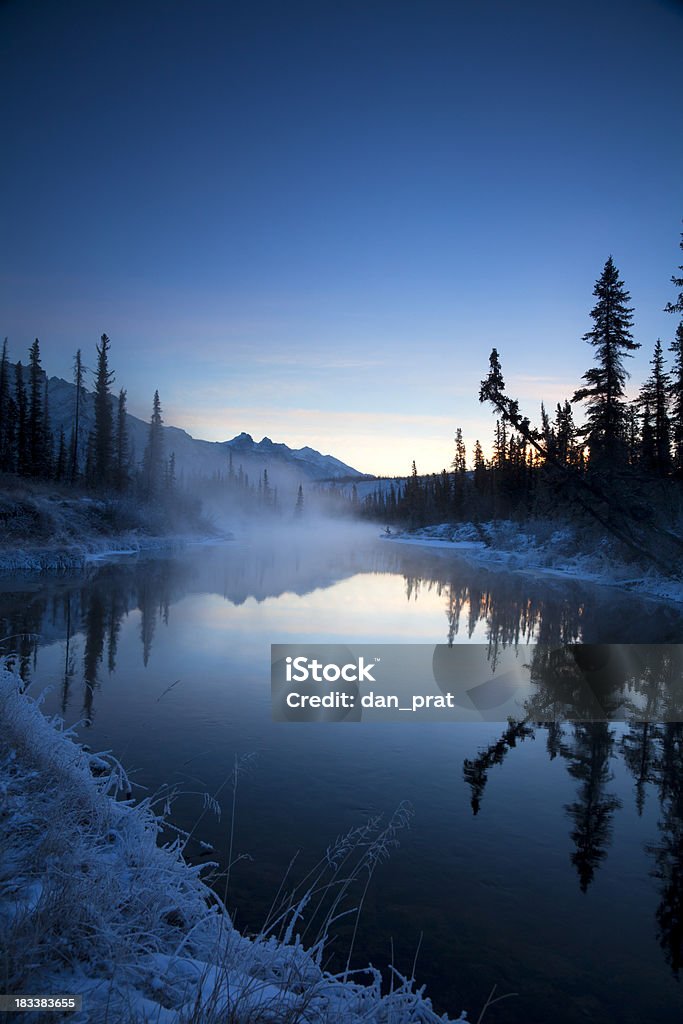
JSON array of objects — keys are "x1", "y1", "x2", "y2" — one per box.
[
  {"x1": 473, "y1": 440, "x2": 486, "y2": 493},
  {"x1": 554, "y1": 401, "x2": 578, "y2": 467},
  {"x1": 93, "y1": 334, "x2": 114, "y2": 488},
  {"x1": 71, "y1": 349, "x2": 85, "y2": 483},
  {"x1": 27, "y1": 339, "x2": 46, "y2": 476},
  {"x1": 115, "y1": 388, "x2": 129, "y2": 492},
  {"x1": 295, "y1": 483, "x2": 304, "y2": 516},
  {"x1": 452, "y1": 427, "x2": 467, "y2": 474},
  {"x1": 638, "y1": 339, "x2": 671, "y2": 476},
  {"x1": 572, "y1": 257, "x2": 639, "y2": 466},
  {"x1": 143, "y1": 390, "x2": 164, "y2": 500}
]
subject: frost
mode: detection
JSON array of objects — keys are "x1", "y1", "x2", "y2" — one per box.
[
  {"x1": 0, "y1": 665, "x2": 467, "y2": 1023},
  {"x1": 386, "y1": 520, "x2": 683, "y2": 603}
]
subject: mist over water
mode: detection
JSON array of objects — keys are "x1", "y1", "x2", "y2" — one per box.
[{"x1": 2, "y1": 525, "x2": 683, "y2": 1023}]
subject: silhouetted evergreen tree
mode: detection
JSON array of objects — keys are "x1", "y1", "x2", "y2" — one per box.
[
  {"x1": 473, "y1": 439, "x2": 486, "y2": 494},
  {"x1": 27, "y1": 339, "x2": 47, "y2": 476},
  {"x1": 142, "y1": 389, "x2": 164, "y2": 501},
  {"x1": 71, "y1": 349, "x2": 85, "y2": 483},
  {"x1": 93, "y1": 334, "x2": 114, "y2": 488},
  {"x1": 572, "y1": 257, "x2": 639, "y2": 467},
  {"x1": 115, "y1": 388, "x2": 129, "y2": 492},
  {"x1": 554, "y1": 400, "x2": 579, "y2": 466},
  {"x1": 638, "y1": 339, "x2": 671, "y2": 475}
]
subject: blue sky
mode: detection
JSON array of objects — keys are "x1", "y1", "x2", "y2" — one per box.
[{"x1": 2, "y1": 0, "x2": 682, "y2": 474}]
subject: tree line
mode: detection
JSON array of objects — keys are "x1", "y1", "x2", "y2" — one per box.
[
  {"x1": 0, "y1": 333, "x2": 173, "y2": 503},
  {"x1": 361, "y1": 225, "x2": 683, "y2": 537}
]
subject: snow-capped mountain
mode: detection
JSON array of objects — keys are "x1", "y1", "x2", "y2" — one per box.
[{"x1": 43, "y1": 373, "x2": 365, "y2": 484}]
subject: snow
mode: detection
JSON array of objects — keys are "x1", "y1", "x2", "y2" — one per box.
[
  {"x1": 384, "y1": 521, "x2": 683, "y2": 604},
  {"x1": 0, "y1": 666, "x2": 468, "y2": 1023},
  {"x1": 0, "y1": 533, "x2": 227, "y2": 573},
  {"x1": 46, "y1": 372, "x2": 364, "y2": 483}
]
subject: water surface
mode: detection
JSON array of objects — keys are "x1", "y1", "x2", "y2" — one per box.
[{"x1": 3, "y1": 530, "x2": 683, "y2": 1023}]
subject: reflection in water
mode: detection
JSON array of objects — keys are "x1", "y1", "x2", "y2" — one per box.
[
  {"x1": 647, "y1": 723, "x2": 683, "y2": 975},
  {"x1": 465, "y1": 714, "x2": 683, "y2": 973},
  {"x1": 563, "y1": 723, "x2": 622, "y2": 893},
  {"x1": 462, "y1": 720, "x2": 535, "y2": 814},
  {"x1": 0, "y1": 558, "x2": 191, "y2": 722},
  {"x1": 2, "y1": 536, "x2": 683, "y2": 995}
]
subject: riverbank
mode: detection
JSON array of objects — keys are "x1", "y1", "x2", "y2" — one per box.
[
  {"x1": 0, "y1": 667, "x2": 465, "y2": 1023},
  {"x1": 0, "y1": 481, "x2": 225, "y2": 572},
  {"x1": 385, "y1": 521, "x2": 683, "y2": 604}
]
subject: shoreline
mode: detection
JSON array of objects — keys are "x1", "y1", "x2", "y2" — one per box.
[
  {"x1": 0, "y1": 532, "x2": 231, "y2": 573},
  {"x1": 384, "y1": 522, "x2": 683, "y2": 605},
  {"x1": 0, "y1": 667, "x2": 465, "y2": 1023}
]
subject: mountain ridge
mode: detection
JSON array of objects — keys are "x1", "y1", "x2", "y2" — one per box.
[{"x1": 33, "y1": 368, "x2": 366, "y2": 485}]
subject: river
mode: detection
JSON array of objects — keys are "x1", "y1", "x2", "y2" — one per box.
[{"x1": 2, "y1": 526, "x2": 682, "y2": 1023}]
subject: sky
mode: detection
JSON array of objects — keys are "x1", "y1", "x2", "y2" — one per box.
[{"x1": 1, "y1": 0, "x2": 682, "y2": 476}]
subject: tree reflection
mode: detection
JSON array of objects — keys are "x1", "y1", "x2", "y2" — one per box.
[
  {"x1": 462, "y1": 720, "x2": 535, "y2": 814},
  {"x1": 563, "y1": 723, "x2": 622, "y2": 892},
  {"x1": 1, "y1": 543, "x2": 682, "y2": 977},
  {"x1": 647, "y1": 723, "x2": 683, "y2": 975}
]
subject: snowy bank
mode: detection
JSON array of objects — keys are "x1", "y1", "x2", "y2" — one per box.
[
  {"x1": 0, "y1": 532, "x2": 229, "y2": 573},
  {"x1": 0, "y1": 485, "x2": 226, "y2": 572},
  {"x1": 0, "y1": 668, "x2": 466, "y2": 1023},
  {"x1": 384, "y1": 521, "x2": 683, "y2": 604}
]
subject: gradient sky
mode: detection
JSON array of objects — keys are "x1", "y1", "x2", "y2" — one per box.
[{"x1": 2, "y1": 0, "x2": 682, "y2": 475}]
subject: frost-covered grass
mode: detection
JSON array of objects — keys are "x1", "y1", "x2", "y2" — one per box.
[
  {"x1": 0, "y1": 479, "x2": 223, "y2": 571},
  {"x1": 385, "y1": 520, "x2": 683, "y2": 603},
  {"x1": 0, "y1": 667, "x2": 466, "y2": 1023}
]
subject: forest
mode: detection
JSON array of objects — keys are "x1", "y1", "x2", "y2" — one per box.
[
  {"x1": 2, "y1": 227, "x2": 683, "y2": 562},
  {"x1": 360, "y1": 230, "x2": 683, "y2": 577}
]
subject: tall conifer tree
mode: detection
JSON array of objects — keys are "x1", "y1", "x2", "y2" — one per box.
[
  {"x1": 115, "y1": 388, "x2": 129, "y2": 492},
  {"x1": 27, "y1": 339, "x2": 46, "y2": 476},
  {"x1": 71, "y1": 349, "x2": 85, "y2": 483},
  {"x1": 572, "y1": 257, "x2": 639, "y2": 466},
  {"x1": 143, "y1": 390, "x2": 164, "y2": 500},
  {"x1": 638, "y1": 339, "x2": 671, "y2": 476},
  {"x1": 93, "y1": 334, "x2": 114, "y2": 488}
]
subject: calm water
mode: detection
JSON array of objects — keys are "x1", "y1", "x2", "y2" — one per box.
[{"x1": 3, "y1": 527, "x2": 683, "y2": 1023}]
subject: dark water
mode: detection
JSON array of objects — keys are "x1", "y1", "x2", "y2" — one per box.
[{"x1": 3, "y1": 528, "x2": 683, "y2": 1023}]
